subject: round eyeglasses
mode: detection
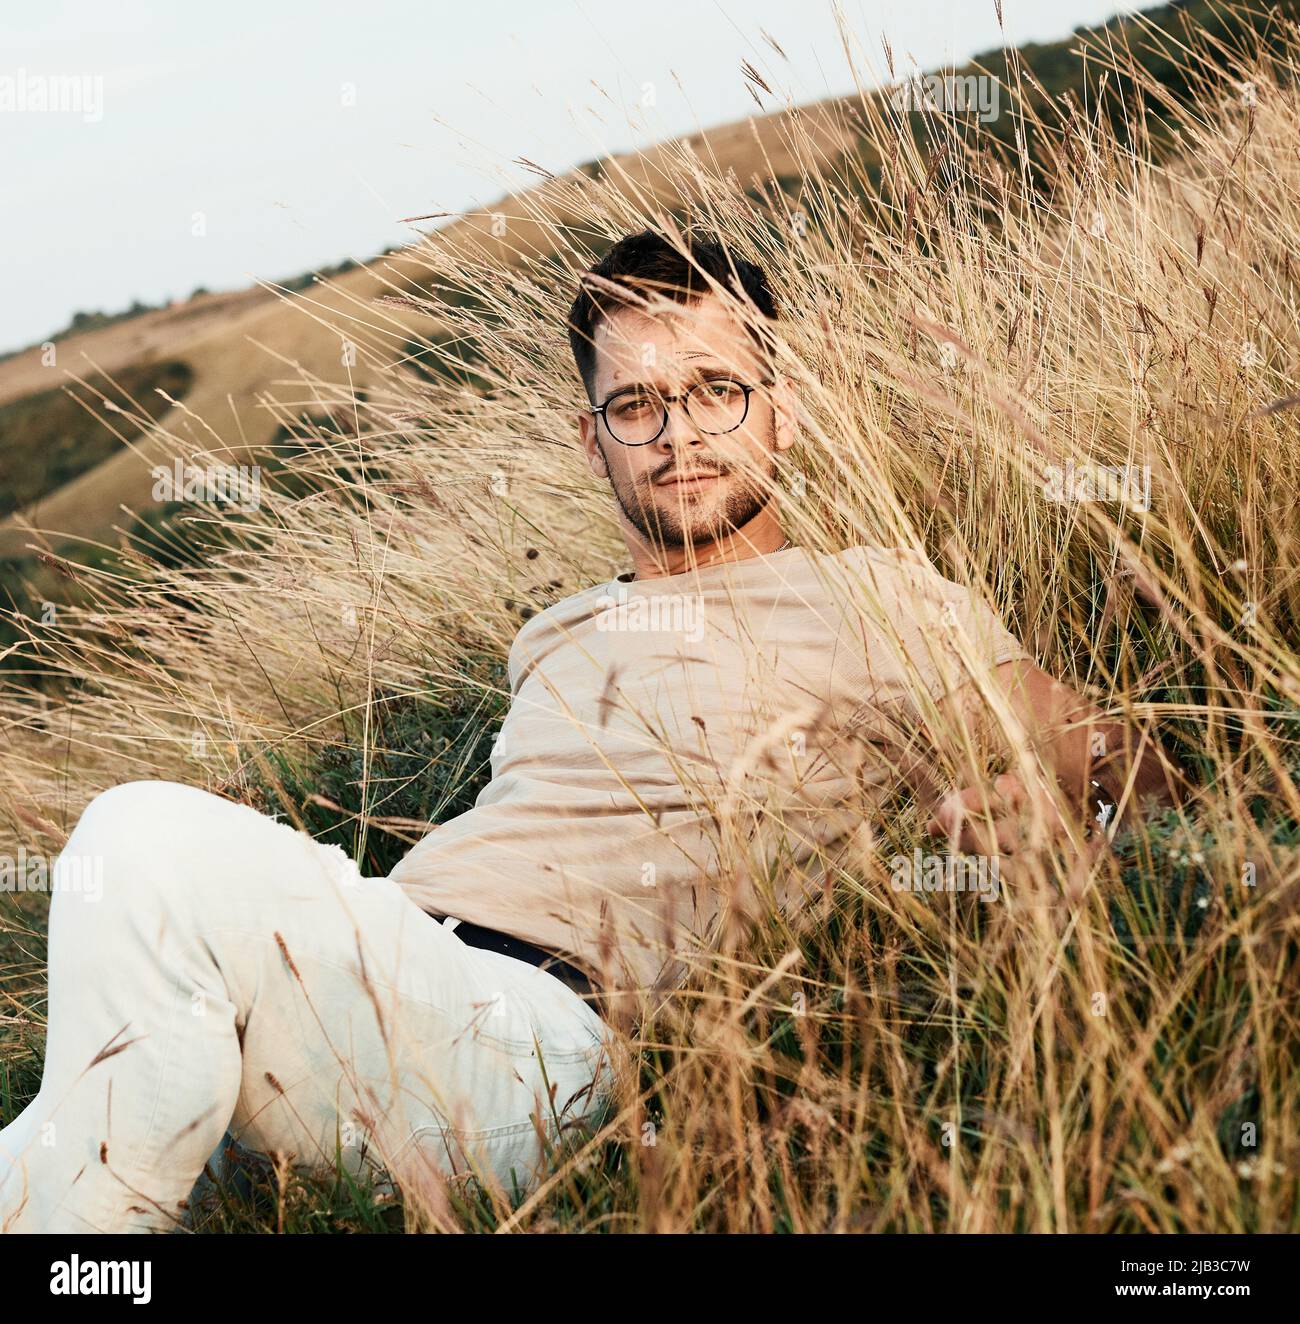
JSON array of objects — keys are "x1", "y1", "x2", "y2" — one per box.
[{"x1": 589, "y1": 377, "x2": 774, "y2": 446}]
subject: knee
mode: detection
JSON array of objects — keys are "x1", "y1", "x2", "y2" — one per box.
[
  {"x1": 71, "y1": 780, "x2": 201, "y2": 841},
  {"x1": 56, "y1": 781, "x2": 236, "y2": 914},
  {"x1": 61, "y1": 780, "x2": 233, "y2": 878}
]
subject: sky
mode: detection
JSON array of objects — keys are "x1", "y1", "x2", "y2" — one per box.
[{"x1": 1, "y1": 0, "x2": 1137, "y2": 354}]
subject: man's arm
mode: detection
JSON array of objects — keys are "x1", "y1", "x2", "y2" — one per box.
[{"x1": 924, "y1": 658, "x2": 1185, "y2": 855}]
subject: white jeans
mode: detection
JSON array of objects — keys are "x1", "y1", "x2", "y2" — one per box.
[{"x1": 0, "y1": 781, "x2": 620, "y2": 1233}]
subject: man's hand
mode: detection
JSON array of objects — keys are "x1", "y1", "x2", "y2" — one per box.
[
  {"x1": 913, "y1": 659, "x2": 1184, "y2": 885},
  {"x1": 924, "y1": 770, "x2": 1106, "y2": 875},
  {"x1": 935, "y1": 659, "x2": 1183, "y2": 826}
]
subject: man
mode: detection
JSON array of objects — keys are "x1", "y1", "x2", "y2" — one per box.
[{"x1": 0, "y1": 229, "x2": 1178, "y2": 1233}]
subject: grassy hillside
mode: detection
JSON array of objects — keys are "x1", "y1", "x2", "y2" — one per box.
[
  {"x1": 3, "y1": 2, "x2": 1293, "y2": 590},
  {"x1": 0, "y1": 359, "x2": 194, "y2": 518}
]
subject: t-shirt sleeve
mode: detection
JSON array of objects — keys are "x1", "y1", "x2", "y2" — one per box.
[
  {"x1": 505, "y1": 626, "x2": 527, "y2": 697},
  {"x1": 505, "y1": 609, "x2": 549, "y2": 697},
  {"x1": 835, "y1": 545, "x2": 1030, "y2": 705}
]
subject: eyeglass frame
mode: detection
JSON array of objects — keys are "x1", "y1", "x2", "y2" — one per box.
[{"x1": 587, "y1": 375, "x2": 776, "y2": 447}]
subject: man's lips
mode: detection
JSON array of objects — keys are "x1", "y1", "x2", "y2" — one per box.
[{"x1": 656, "y1": 471, "x2": 723, "y2": 489}]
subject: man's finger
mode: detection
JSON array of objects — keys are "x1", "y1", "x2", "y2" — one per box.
[
  {"x1": 926, "y1": 784, "x2": 998, "y2": 837},
  {"x1": 993, "y1": 772, "x2": 1027, "y2": 809}
]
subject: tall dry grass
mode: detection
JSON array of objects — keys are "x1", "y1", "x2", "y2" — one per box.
[{"x1": 2, "y1": 4, "x2": 1299, "y2": 1231}]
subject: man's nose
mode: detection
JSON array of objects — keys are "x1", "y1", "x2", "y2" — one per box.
[{"x1": 653, "y1": 396, "x2": 706, "y2": 453}]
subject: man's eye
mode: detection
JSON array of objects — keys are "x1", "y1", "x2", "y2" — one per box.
[{"x1": 613, "y1": 396, "x2": 656, "y2": 417}]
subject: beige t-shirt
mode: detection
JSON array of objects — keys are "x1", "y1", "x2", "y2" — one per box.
[{"x1": 388, "y1": 545, "x2": 1028, "y2": 995}]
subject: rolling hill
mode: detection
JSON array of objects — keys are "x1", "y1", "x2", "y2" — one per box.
[{"x1": 0, "y1": 0, "x2": 1292, "y2": 597}]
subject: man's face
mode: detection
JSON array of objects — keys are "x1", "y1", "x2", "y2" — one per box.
[{"x1": 578, "y1": 292, "x2": 792, "y2": 550}]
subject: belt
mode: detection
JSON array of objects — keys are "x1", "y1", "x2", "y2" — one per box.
[{"x1": 430, "y1": 915, "x2": 594, "y2": 999}]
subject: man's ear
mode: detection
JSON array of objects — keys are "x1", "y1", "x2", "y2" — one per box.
[
  {"x1": 579, "y1": 409, "x2": 610, "y2": 479},
  {"x1": 772, "y1": 373, "x2": 801, "y2": 454}
]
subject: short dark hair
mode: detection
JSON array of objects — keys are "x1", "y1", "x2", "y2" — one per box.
[{"x1": 566, "y1": 228, "x2": 779, "y2": 403}]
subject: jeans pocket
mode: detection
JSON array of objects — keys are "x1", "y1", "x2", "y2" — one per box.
[
  {"x1": 392, "y1": 1095, "x2": 603, "y2": 1201},
  {"x1": 392, "y1": 1124, "x2": 532, "y2": 1202}
]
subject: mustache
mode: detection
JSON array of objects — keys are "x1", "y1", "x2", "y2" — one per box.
[{"x1": 649, "y1": 460, "x2": 730, "y2": 484}]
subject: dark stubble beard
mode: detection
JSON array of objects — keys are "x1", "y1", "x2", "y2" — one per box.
[{"x1": 602, "y1": 439, "x2": 779, "y2": 550}]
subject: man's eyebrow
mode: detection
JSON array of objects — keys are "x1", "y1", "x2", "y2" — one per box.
[{"x1": 602, "y1": 360, "x2": 736, "y2": 396}]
